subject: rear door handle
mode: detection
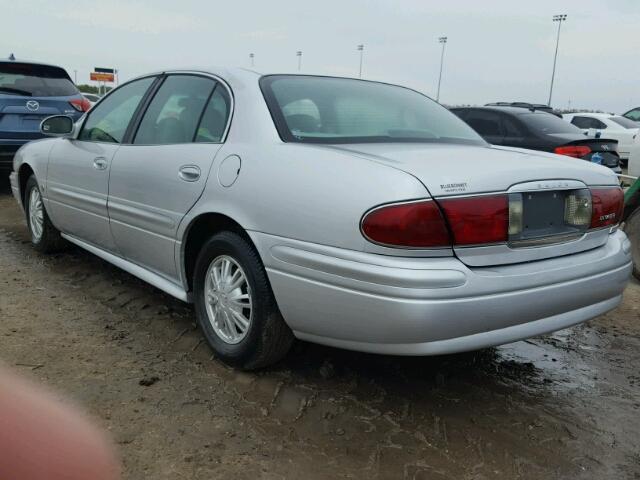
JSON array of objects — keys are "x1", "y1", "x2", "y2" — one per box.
[
  {"x1": 93, "y1": 157, "x2": 108, "y2": 170},
  {"x1": 178, "y1": 165, "x2": 201, "y2": 182}
]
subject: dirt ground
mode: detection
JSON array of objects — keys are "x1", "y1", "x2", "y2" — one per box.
[{"x1": 0, "y1": 179, "x2": 639, "y2": 480}]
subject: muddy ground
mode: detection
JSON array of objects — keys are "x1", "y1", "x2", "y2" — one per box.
[{"x1": 0, "y1": 179, "x2": 639, "y2": 480}]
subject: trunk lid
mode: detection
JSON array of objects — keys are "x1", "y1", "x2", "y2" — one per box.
[
  {"x1": 549, "y1": 134, "x2": 620, "y2": 167},
  {"x1": 324, "y1": 143, "x2": 620, "y2": 266},
  {"x1": 0, "y1": 95, "x2": 81, "y2": 141}
]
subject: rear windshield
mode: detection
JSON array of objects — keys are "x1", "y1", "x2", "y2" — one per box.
[
  {"x1": 0, "y1": 62, "x2": 78, "y2": 97},
  {"x1": 610, "y1": 116, "x2": 638, "y2": 129},
  {"x1": 519, "y1": 112, "x2": 581, "y2": 134},
  {"x1": 260, "y1": 75, "x2": 485, "y2": 145}
]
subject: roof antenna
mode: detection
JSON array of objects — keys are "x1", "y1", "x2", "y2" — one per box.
[{"x1": 8, "y1": 53, "x2": 15, "y2": 61}]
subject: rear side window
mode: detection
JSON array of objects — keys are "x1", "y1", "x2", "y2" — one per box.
[
  {"x1": 464, "y1": 110, "x2": 502, "y2": 136},
  {"x1": 195, "y1": 85, "x2": 231, "y2": 143},
  {"x1": 0, "y1": 62, "x2": 78, "y2": 97},
  {"x1": 79, "y1": 77, "x2": 155, "y2": 144},
  {"x1": 134, "y1": 75, "x2": 216, "y2": 145}
]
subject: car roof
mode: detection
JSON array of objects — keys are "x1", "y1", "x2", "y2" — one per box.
[
  {"x1": 452, "y1": 105, "x2": 548, "y2": 116},
  {"x1": 1, "y1": 58, "x2": 69, "y2": 71}
]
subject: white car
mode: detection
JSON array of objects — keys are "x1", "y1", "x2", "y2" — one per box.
[
  {"x1": 81, "y1": 92, "x2": 101, "y2": 107},
  {"x1": 563, "y1": 112, "x2": 639, "y2": 162},
  {"x1": 628, "y1": 131, "x2": 640, "y2": 178}
]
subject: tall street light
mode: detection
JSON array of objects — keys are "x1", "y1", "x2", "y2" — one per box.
[
  {"x1": 548, "y1": 14, "x2": 567, "y2": 106},
  {"x1": 357, "y1": 44, "x2": 364, "y2": 78},
  {"x1": 296, "y1": 51, "x2": 303, "y2": 71},
  {"x1": 436, "y1": 36, "x2": 447, "y2": 102},
  {"x1": 249, "y1": 53, "x2": 255, "y2": 68}
]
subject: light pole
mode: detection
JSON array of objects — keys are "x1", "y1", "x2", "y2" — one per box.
[
  {"x1": 73, "y1": 70, "x2": 77, "y2": 84},
  {"x1": 357, "y1": 44, "x2": 364, "y2": 78},
  {"x1": 548, "y1": 14, "x2": 567, "y2": 106},
  {"x1": 249, "y1": 53, "x2": 255, "y2": 68},
  {"x1": 296, "y1": 51, "x2": 302, "y2": 71},
  {"x1": 436, "y1": 36, "x2": 447, "y2": 102}
]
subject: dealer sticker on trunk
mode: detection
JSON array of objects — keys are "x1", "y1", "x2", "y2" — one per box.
[{"x1": 440, "y1": 182, "x2": 469, "y2": 193}]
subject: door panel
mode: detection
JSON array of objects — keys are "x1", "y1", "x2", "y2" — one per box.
[
  {"x1": 108, "y1": 143, "x2": 222, "y2": 279},
  {"x1": 47, "y1": 139, "x2": 119, "y2": 250},
  {"x1": 45, "y1": 76, "x2": 157, "y2": 251}
]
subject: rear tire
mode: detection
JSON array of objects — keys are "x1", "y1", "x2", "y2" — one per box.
[
  {"x1": 623, "y1": 207, "x2": 640, "y2": 281},
  {"x1": 193, "y1": 231, "x2": 294, "y2": 370},
  {"x1": 24, "y1": 175, "x2": 66, "y2": 254}
]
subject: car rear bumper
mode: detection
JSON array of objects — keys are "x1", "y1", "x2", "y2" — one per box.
[{"x1": 252, "y1": 230, "x2": 632, "y2": 355}]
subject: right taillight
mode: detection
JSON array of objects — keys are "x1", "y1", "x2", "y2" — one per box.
[
  {"x1": 361, "y1": 200, "x2": 450, "y2": 248},
  {"x1": 555, "y1": 145, "x2": 591, "y2": 158},
  {"x1": 590, "y1": 187, "x2": 623, "y2": 229}
]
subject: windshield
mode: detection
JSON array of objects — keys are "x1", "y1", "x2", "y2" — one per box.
[
  {"x1": 0, "y1": 62, "x2": 78, "y2": 97},
  {"x1": 520, "y1": 112, "x2": 582, "y2": 134},
  {"x1": 610, "y1": 116, "x2": 638, "y2": 129},
  {"x1": 260, "y1": 75, "x2": 485, "y2": 145}
]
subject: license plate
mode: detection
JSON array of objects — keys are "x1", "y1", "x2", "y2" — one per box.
[{"x1": 508, "y1": 189, "x2": 591, "y2": 246}]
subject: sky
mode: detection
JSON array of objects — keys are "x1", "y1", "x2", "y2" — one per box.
[{"x1": 1, "y1": 0, "x2": 638, "y2": 112}]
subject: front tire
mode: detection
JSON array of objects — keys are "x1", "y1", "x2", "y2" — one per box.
[
  {"x1": 24, "y1": 175, "x2": 65, "y2": 253},
  {"x1": 193, "y1": 231, "x2": 294, "y2": 370}
]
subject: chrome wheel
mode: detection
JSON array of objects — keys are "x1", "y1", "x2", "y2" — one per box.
[
  {"x1": 28, "y1": 186, "x2": 44, "y2": 242},
  {"x1": 204, "y1": 255, "x2": 252, "y2": 344}
]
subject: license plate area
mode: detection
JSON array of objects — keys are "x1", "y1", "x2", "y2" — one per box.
[{"x1": 508, "y1": 189, "x2": 591, "y2": 247}]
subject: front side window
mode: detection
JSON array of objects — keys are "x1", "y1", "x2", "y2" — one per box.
[
  {"x1": 260, "y1": 75, "x2": 484, "y2": 145},
  {"x1": 624, "y1": 109, "x2": 640, "y2": 121},
  {"x1": 134, "y1": 75, "x2": 216, "y2": 145},
  {"x1": 79, "y1": 77, "x2": 155, "y2": 143}
]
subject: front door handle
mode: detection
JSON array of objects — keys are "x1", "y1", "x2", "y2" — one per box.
[
  {"x1": 178, "y1": 165, "x2": 201, "y2": 182},
  {"x1": 93, "y1": 157, "x2": 108, "y2": 170}
]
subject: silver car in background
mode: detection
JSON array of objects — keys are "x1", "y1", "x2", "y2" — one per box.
[{"x1": 10, "y1": 68, "x2": 632, "y2": 369}]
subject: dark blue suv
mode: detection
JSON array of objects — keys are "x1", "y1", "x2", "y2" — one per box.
[{"x1": 0, "y1": 58, "x2": 89, "y2": 173}]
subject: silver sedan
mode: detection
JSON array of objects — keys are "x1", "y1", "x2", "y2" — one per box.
[{"x1": 10, "y1": 68, "x2": 632, "y2": 369}]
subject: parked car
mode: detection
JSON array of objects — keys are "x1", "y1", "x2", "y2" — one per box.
[
  {"x1": 563, "y1": 112, "x2": 639, "y2": 164},
  {"x1": 623, "y1": 107, "x2": 640, "y2": 124},
  {"x1": 0, "y1": 57, "x2": 90, "y2": 173},
  {"x1": 451, "y1": 106, "x2": 622, "y2": 173},
  {"x1": 628, "y1": 131, "x2": 640, "y2": 178},
  {"x1": 10, "y1": 70, "x2": 631, "y2": 369},
  {"x1": 81, "y1": 92, "x2": 101, "y2": 107}
]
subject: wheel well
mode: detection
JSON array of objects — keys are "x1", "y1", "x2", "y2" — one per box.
[
  {"x1": 18, "y1": 164, "x2": 34, "y2": 203},
  {"x1": 183, "y1": 213, "x2": 254, "y2": 291}
]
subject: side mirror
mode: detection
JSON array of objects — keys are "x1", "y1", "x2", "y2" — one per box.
[{"x1": 40, "y1": 115, "x2": 74, "y2": 137}]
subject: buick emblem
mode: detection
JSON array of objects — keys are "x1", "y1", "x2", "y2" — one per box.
[{"x1": 26, "y1": 100, "x2": 39, "y2": 111}]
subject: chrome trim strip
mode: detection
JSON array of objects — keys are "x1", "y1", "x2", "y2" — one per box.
[{"x1": 61, "y1": 233, "x2": 190, "y2": 302}]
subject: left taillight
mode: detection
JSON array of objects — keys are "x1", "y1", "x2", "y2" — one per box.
[
  {"x1": 361, "y1": 200, "x2": 451, "y2": 248},
  {"x1": 590, "y1": 187, "x2": 623, "y2": 229},
  {"x1": 69, "y1": 97, "x2": 91, "y2": 112}
]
